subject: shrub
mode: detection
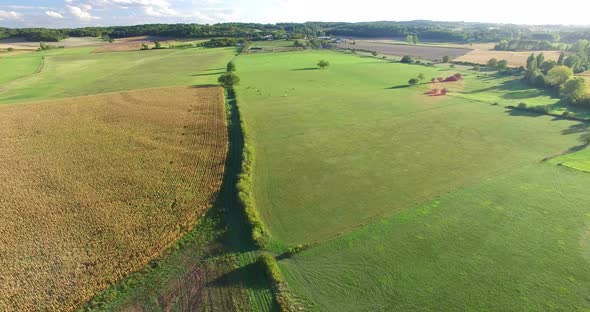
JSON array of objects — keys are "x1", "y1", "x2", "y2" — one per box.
[
  {"x1": 218, "y1": 72, "x2": 240, "y2": 87},
  {"x1": 400, "y1": 55, "x2": 413, "y2": 63},
  {"x1": 287, "y1": 244, "x2": 308, "y2": 256},
  {"x1": 372, "y1": 51, "x2": 378, "y2": 56},
  {"x1": 442, "y1": 55, "x2": 450, "y2": 63},
  {"x1": 562, "y1": 111, "x2": 574, "y2": 118},
  {"x1": 7, "y1": 47, "x2": 14, "y2": 52},
  {"x1": 449, "y1": 64, "x2": 456, "y2": 69},
  {"x1": 408, "y1": 78, "x2": 419, "y2": 86},
  {"x1": 259, "y1": 254, "x2": 301, "y2": 311},
  {"x1": 317, "y1": 59, "x2": 330, "y2": 69},
  {"x1": 532, "y1": 105, "x2": 550, "y2": 114},
  {"x1": 518, "y1": 102, "x2": 527, "y2": 109},
  {"x1": 472, "y1": 65, "x2": 480, "y2": 71},
  {"x1": 226, "y1": 61, "x2": 236, "y2": 72},
  {"x1": 492, "y1": 102, "x2": 499, "y2": 106},
  {"x1": 487, "y1": 58, "x2": 498, "y2": 67}
]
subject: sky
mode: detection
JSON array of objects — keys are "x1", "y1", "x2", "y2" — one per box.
[{"x1": 0, "y1": 0, "x2": 589, "y2": 28}]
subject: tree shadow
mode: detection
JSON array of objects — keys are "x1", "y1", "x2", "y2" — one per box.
[
  {"x1": 386, "y1": 84, "x2": 410, "y2": 89},
  {"x1": 291, "y1": 67, "x2": 319, "y2": 71},
  {"x1": 562, "y1": 122, "x2": 590, "y2": 135},
  {"x1": 191, "y1": 72, "x2": 224, "y2": 77},
  {"x1": 504, "y1": 108, "x2": 544, "y2": 118},
  {"x1": 206, "y1": 261, "x2": 268, "y2": 291}
]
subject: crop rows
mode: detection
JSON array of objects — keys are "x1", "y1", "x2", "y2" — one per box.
[{"x1": 0, "y1": 86, "x2": 228, "y2": 311}]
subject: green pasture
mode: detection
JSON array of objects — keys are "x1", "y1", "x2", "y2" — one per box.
[
  {"x1": 235, "y1": 50, "x2": 584, "y2": 246},
  {"x1": 280, "y1": 164, "x2": 590, "y2": 311},
  {"x1": 0, "y1": 47, "x2": 234, "y2": 104},
  {"x1": 0, "y1": 56, "x2": 41, "y2": 85}
]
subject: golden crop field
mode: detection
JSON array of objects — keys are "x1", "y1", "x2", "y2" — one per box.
[
  {"x1": 453, "y1": 49, "x2": 561, "y2": 67},
  {"x1": 0, "y1": 86, "x2": 228, "y2": 311}
]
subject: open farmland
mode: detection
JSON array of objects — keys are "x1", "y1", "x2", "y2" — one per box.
[
  {"x1": 92, "y1": 36, "x2": 174, "y2": 53},
  {"x1": 0, "y1": 55, "x2": 42, "y2": 84},
  {"x1": 0, "y1": 86, "x2": 228, "y2": 311},
  {"x1": 0, "y1": 37, "x2": 105, "y2": 49},
  {"x1": 235, "y1": 50, "x2": 582, "y2": 245},
  {"x1": 454, "y1": 49, "x2": 561, "y2": 67},
  {"x1": 336, "y1": 41, "x2": 471, "y2": 60},
  {"x1": 280, "y1": 164, "x2": 590, "y2": 311},
  {"x1": 0, "y1": 47, "x2": 233, "y2": 104}
]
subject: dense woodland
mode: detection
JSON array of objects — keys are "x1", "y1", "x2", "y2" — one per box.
[{"x1": 3, "y1": 21, "x2": 590, "y2": 45}]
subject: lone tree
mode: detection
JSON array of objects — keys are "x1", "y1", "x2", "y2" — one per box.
[
  {"x1": 317, "y1": 59, "x2": 330, "y2": 69},
  {"x1": 546, "y1": 65, "x2": 574, "y2": 87},
  {"x1": 227, "y1": 61, "x2": 236, "y2": 72},
  {"x1": 408, "y1": 78, "x2": 419, "y2": 86},
  {"x1": 442, "y1": 55, "x2": 450, "y2": 63},
  {"x1": 560, "y1": 77, "x2": 587, "y2": 104},
  {"x1": 487, "y1": 58, "x2": 498, "y2": 67},
  {"x1": 400, "y1": 55, "x2": 413, "y2": 64},
  {"x1": 218, "y1": 72, "x2": 240, "y2": 87},
  {"x1": 496, "y1": 59, "x2": 508, "y2": 70}
]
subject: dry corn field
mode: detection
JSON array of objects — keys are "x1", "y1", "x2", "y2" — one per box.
[
  {"x1": 453, "y1": 49, "x2": 561, "y2": 67},
  {"x1": 0, "y1": 86, "x2": 228, "y2": 311}
]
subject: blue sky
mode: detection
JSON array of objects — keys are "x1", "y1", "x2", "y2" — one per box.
[{"x1": 1, "y1": 0, "x2": 589, "y2": 28}]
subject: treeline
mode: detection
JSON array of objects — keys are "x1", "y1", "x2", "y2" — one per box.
[
  {"x1": 494, "y1": 39, "x2": 558, "y2": 51},
  {"x1": 523, "y1": 52, "x2": 590, "y2": 108},
  {"x1": 4, "y1": 22, "x2": 590, "y2": 45}
]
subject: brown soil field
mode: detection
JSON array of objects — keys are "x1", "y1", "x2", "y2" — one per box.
[
  {"x1": 0, "y1": 86, "x2": 228, "y2": 311},
  {"x1": 454, "y1": 49, "x2": 561, "y2": 67},
  {"x1": 337, "y1": 41, "x2": 471, "y2": 61},
  {"x1": 93, "y1": 36, "x2": 173, "y2": 53}
]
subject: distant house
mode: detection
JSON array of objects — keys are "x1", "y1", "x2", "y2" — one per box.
[
  {"x1": 262, "y1": 34, "x2": 273, "y2": 40},
  {"x1": 334, "y1": 37, "x2": 344, "y2": 44},
  {"x1": 317, "y1": 36, "x2": 332, "y2": 40}
]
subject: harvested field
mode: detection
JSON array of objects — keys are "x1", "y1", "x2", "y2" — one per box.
[
  {"x1": 337, "y1": 41, "x2": 471, "y2": 61},
  {"x1": 0, "y1": 86, "x2": 228, "y2": 311},
  {"x1": 93, "y1": 36, "x2": 173, "y2": 53},
  {"x1": 454, "y1": 49, "x2": 561, "y2": 67},
  {"x1": 0, "y1": 37, "x2": 105, "y2": 50}
]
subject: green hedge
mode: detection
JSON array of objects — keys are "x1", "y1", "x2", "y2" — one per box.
[
  {"x1": 259, "y1": 254, "x2": 303, "y2": 311},
  {"x1": 231, "y1": 87, "x2": 271, "y2": 248}
]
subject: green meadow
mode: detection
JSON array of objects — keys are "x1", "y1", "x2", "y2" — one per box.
[
  {"x1": 235, "y1": 51, "x2": 584, "y2": 246},
  {"x1": 280, "y1": 164, "x2": 590, "y2": 311},
  {"x1": 0, "y1": 47, "x2": 234, "y2": 104}
]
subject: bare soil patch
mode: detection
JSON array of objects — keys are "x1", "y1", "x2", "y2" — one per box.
[
  {"x1": 337, "y1": 41, "x2": 471, "y2": 61},
  {"x1": 0, "y1": 86, "x2": 228, "y2": 311},
  {"x1": 93, "y1": 36, "x2": 174, "y2": 53}
]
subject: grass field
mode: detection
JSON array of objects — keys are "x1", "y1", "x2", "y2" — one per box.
[
  {"x1": 280, "y1": 164, "x2": 590, "y2": 311},
  {"x1": 0, "y1": 56, "x2": 42, "y2": 84},
  {"x1": 0, "y1": 86, "x2": 228, "y2": 311},
  {"x1": 235, "y1": 50, "x2": 583, "y2": 246},
  {"x1": 0, "y1": 47, "x2": 234, "y2": 104}
]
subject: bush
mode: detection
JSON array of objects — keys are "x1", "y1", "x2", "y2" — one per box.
[
  {"x1": 400, "y1": 55, "x2": 413, "y2": 63},
  {"x1": 408, "y1": 78, "x2": 419, "y2": 86},
  {"x1": 317, "y1": 59, "x2": 330, "y2": 69},
  {"x1": 472, "y1": 65, "x2": 480, "y2": 71},
  {"x1": 518, "y1": 102, "x2": 527, "y2": 109},
  {"x1": 487, "y1": 58, "x2": 498, "y2": 67},
  {"x1": 442, "y1": 55, "x2": 450, "y2": 63},
  {"x1": 287, "y1": 244, "x2": 308, "y2": 256},
  {"x1": 449, "y1": 64, "x2": 455, "y2": 69},
  {"x1": 532, "y1": 105, "x2": 550, "y2": 114},
  {"x1": 492, "y1": 102, "x2": 499, "y2": 106},
  {"x1": 562, "y1": 111, "x2": 574, "y2": 118},
  {"x1": 7, "y1": 47, "x2": 14, "y2": 52},
  {"x1": 259, "y1": 254, "x2": 301, "y2": 311},
  {"x1": 218, "y1": 72, "x2": 240, "y2": 87}
]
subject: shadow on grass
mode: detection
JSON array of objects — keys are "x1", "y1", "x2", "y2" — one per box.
[
  {"x1": 206, "y1": 261, "x2": 268, "y2": 291},
  {"x1": 562, "y1": 122, "x2": 590, "y2": 135},
  {"x1": 191, "y1": 72, "x2": 224, "y2": 77},
  {"x1": 504, "y1": 108, "x2": 544, "y2": 118},
  {"x1": 291, "y1": 67, "x2": 320, "y2": 71}
]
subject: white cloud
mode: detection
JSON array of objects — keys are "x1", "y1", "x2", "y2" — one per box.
[
  {"x1": 0, "y1": 10, "x2": 22, "y2": 20},
  {"x1": 46, "y1": 11, "x2": 64, "y2": 19},
  {"x1": 67, "y1": 5, "x2": 99, "y2": 20}
]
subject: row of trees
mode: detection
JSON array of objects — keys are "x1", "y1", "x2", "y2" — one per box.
[
  {"x1": 523, "y1": 52, "x2": 589, "y2": 106},
  {"x1": 5, "y1": 21, "x2": 590, "y2": 45}
]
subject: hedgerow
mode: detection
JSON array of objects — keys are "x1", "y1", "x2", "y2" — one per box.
[
  {"x1": 227, "y1": 82, "x2": 271, "y2": 248},
  {"x1": 259, "y1": 254, "x2": 304, "y2": 311}
]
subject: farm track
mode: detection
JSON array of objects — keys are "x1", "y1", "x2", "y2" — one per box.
[{"x1": 0, "y1": 86, "x2": 228, "y2": 311}]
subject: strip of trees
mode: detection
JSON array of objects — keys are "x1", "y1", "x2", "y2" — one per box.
[{"x1": 523, "y1": 52, "x2": 590, "y2": 106}]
